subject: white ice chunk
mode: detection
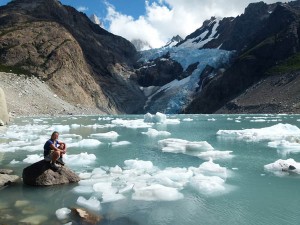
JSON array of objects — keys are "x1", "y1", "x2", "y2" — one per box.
[
  {"x1": 264, "y1": 158, "x2": 300, "y2": 176},
  {"x1": 78, "y1": 172, "x2": 92, "y2": 179},
  {"x1": 268, "y1": 139, "x2": 300, "y2": 155},
  {"x1": 90, "y1": 131, "x2": 119, "y2": 140},
  {"x1": 101, "y1": 192, "x2": 126, "y2": 203},
  {"x1": 132, "y1": 184, "x2": 184, "y2": 201},
  {"x1": 76, "y1": 196, "x2": 101, "y2": 211},
  {"x1": 47, "y1": 125, "x2": 70, "y2": 133},
  {"x1": 60, "y1": 133, "x2": 82, "y2": 139},
  {"x1": 10, "y1": 159, "x2": 20, "y2": 164},
  {"x1": 183, "y1": 118, "x2": 193, "y2": 121},
  {"x1": 70, "y1": 124, "x2": 81, "y2": 129},
  {"x1": 64, "y1": 153, "x2": 96, "y2": 165},
  {"x1": 124, "y1": 159, "x2": 154, "y2": 171},
  {"x1": 72, "y1": 186, "x2": 94, "y2": 194},
  {"x1": 111, "y1": 118, "x2": 152, "y2": 129},
  {"x1": 23, "y1": 154, "x2": 43, "y2": 164},
  {"x1": 93, "y1": 182, "x2": 118, "y2": 194},
  {"x1": 190, "y1": 158, "x2": 228, "y2": 179},
  {"x1": 144, "y1": 112, "x2": 167, "y2": 123},
  {"x1": 142, "y1": 128, "x2": 171, "y2": 137},
  {"x1": 68, "y1": 139, "x2": 102, "y2": 148},
  {"x1": 55, "y1": 207, "x2": 71, "y2": 220},
  {"x1": 197, "y1": 150, "x2": 234, "y2": 160},
  {"x1": 159, "y1": 138, "x2": 214, "y2": 154},
  {"x1": 111, "y1": 141, "x2": 131, "y2": 147},
  {"x1": 110, "y1": 165, "x2": 123, "y2": 174},
  {"x1": 165, "y1": 119, "x2": 181, "y2": 124},
  {"x1": 217, "y1": 123, "x2": 300, "y2": 142},
  {"x1": 189, "y1": 174, "x2": 226, "y2": 196}
]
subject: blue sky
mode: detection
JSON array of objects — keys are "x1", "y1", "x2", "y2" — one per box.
[{"x1": 0, "y1": 0, "x2": 291, "y2": 48}]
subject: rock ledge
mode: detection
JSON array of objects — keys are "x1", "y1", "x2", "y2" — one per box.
[{"x1": 22, "y1": 160, "x2": 80, "y2": 186}]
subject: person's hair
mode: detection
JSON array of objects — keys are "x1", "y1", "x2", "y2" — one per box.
[{"x1": 51, "y1": 131, "x2": 59, "y2": 137}]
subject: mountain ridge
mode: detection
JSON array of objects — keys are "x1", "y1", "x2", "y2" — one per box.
[
  {"x1": 1, "y1": 0, "x2": 300, "y2": 115},
  {"x1": 0, "y1": 0, "x2": 145, "y2": 114}
]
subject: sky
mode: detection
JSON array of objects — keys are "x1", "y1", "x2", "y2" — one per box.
[{"x1": 0, "y1": 0, "x2": 293, "y2": 48}]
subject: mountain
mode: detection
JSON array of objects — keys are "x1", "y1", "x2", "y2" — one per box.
[
  {"x1": 0, "y1": 0, "x2": 145, "y2": 114},
  {"x1": 184, "y1": 1, "x2": 300, "y2": 114},
  {"x1": 164, "y1": 35, "x2": 183, "y2": 48},
  {"x1": 1, "y1": 0, "x2": 300, "y2": 115},
  {"x1": 89, "y1": 14, "x2": 103, "y2": 28},
  {"x1": 133, "y1": 0, "x2": 300, "y2": 114}
]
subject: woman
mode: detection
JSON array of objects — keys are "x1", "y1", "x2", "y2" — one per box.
[{"x1": 44, "y1": 131, "x2": 67, "y2": 171}]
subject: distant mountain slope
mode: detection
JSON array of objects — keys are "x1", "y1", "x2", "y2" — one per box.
[
  {"x1": 0, "y1": 0, "x2": 145, "y2": 114},
  {"x1": 184, "y1": 1, "x2": 300, "y2": 114}
]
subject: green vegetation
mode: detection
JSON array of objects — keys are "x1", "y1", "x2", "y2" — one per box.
[
  {"x1": 0, "y1": 64, "x2": 30, "y2": 75},
  {"x1": 267, "y1": 52, "x2": 300, "y2": 75}
]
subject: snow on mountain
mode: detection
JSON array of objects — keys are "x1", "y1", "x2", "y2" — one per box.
[
  {"x1": 178, "y1": 17, "x2": 222, "y2": 49},
  {"x1": 89, "y1": 14, "x2": 103, "y2": 28},
  {"x1": 164, "y1": 35, "x2": 183, "y2": 48},
  {"x1": 139, "y1": 47, "x2": 233, "y2": 113}
]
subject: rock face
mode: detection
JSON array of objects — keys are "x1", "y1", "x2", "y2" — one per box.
[
  {"x1": 22, "y1": 160, "x2": 80, "y2": 186},
  {"x1": 0, "y1": 87, "x2": 8, "y2": 124},
  {"x1": 184, "y1": 1, "x2": 300, "y2": 114},
  {"x1": 0, "y1": 0, "x2": 145, "y2": 114}
]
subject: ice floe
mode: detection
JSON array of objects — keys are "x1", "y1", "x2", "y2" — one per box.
[
  {"x1": 217, "y1": 123, "x2": 300, "y2": 142},
  {"x1": 218, "y1": 123, "x2": 300, "y2": 155},
  {"x1": 67, "y1": 139, "x2": 102, "y2": 148},
  {"x1": 72, "y1": 158, "x2": 233, "y2": 207},
  {"x1": 132, "y1": 184, "x2": 184, "y2": 201},
  {"x1": 90, "y1": 131, "x2": 119, "y2": 140},
  {"x1": 144, "y1": 112, "x2": 167, "y2": 123},
  {"x1": 111, "y1": 118, "x2": 152, "y2": 129},
  {"x1": 142, "y1": 128, "x2": 171, "y2": 137},
  {"x1": 158, "y1": 138, "x2": 233, "y2": 160},
  {"x1": 55, "y1": 207, "x2": 71, "y2": 220},
  {"x1": 76, "y1": 196, "x2": 101, "y2": 211},
  {"x1": 264, "y1": 158, "x2": 300, "y2": 176},
  {"x1": 111, "y1": 141, "x2": 131, "y2": 148}
]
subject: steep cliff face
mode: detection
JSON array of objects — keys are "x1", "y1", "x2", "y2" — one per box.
[
  {"x1": 184, "y1": 1, "x2": 300, "y2": 114},
  {"x1": 0, "y1": 0, "x2": 145, "y2": 114}
]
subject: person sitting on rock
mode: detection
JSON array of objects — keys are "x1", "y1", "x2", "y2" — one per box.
[{"x1": 44, "y1": 131, "x2": 67, "y2": 171}]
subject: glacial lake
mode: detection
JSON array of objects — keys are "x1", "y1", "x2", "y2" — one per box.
[{"x1": 1, "y1": 114, "x2": 300, "y2": 225}]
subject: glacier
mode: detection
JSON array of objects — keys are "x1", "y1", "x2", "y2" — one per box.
[{"x1": 139, "y1": 47, "x2": 234, "y2": 113}]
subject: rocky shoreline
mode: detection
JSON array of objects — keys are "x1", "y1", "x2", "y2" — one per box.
[{"x1": 0, "y1": 72, "x2": 105, "y2": 119}]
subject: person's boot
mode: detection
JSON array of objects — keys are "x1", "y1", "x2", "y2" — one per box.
[
  {"x1": 56, "y1": 157, "x2": 65, "y2": 166},
  {"x1": 50, "y1": 161, "x2": 59, "y2": 171}
]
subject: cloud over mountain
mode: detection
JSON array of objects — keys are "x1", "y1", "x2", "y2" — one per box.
[{"x1": 105, "y1": 0, "x2": 289, "y2": 48}]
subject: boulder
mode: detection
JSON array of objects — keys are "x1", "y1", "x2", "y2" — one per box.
[
  {"x1": 0, "y1": 173, "x2": 19, "y2": 187},
  {"x1": 0, "y1": 87, "x2": 9, "y2": 125},
  {"x1": 22, "y1": 160, "x2": 80, "y2": 186}
]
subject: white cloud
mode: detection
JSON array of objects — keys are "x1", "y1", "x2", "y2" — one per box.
[
  {"x1": 77, "y1": 6, "x2": 88, "y2": 12},
  {"x1": 105, "y1": 0, "x2": 290, "y2": 48}
]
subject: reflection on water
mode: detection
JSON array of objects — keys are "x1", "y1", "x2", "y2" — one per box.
[{"x1": 0, "y1": 114, "x2": 300, "y2": 224}]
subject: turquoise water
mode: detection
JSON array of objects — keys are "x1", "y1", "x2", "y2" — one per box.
[{"x1": 1, "y1": 114, "x2": 300, "y2": 225}]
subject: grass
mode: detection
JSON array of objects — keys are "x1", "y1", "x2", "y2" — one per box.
[{"x1": 267, "y1": 52, "x2": 300, "y2": 75}]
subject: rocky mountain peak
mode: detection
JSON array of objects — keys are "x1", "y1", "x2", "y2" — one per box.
[
  {"x1": 0, "y1": 0, "x2": 144, "y2": 114},
  {"x1": 89, "y1": 14, "x2": 103, "y2": 27},
  {"x1": 164, "y1": 35, "x2": 183, "y2": 48}
]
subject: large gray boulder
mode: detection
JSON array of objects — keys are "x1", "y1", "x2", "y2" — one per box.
[
  {"x1": 22, "y1": 160, "x2": 80, "y2": 186},
  {"x1": 0, "y1": 87, "x2": 9, "y2": 125},
  {"x1": 0, "y1": 169, "x2": 19, "y2": 187}
]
